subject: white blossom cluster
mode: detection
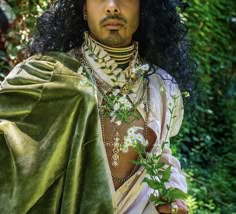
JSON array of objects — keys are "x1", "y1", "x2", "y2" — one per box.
[
  {"x1": 120, "y1": 126, "x2": 148, "y2": 153},
  {"x1": 110, "y1": 89, "x2": 133, "y2": 124}
]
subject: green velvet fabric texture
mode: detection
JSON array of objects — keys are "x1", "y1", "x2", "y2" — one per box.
[{"x1": 0, "y1": 52, "x2": 114, "y2": 214}]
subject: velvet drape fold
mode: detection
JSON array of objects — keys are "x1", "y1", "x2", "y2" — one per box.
[{"x1": 0, "y1": 52, "x2": 114, "y2": 214}]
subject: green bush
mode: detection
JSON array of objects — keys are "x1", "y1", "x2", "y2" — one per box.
[
  {"x1": 0, "y1": 0, "x2": 50, "y2": 81},
  {"x1": 172, "y1": 0, "x2": 236, "y2": 213}
]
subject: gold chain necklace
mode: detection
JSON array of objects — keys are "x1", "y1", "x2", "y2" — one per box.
[
  {"x1": 76, "y1": 48, "x2": 151, "y2": 183},
  {"x1": 98, "y1": 82, "x2": 151, "y2": 183}
]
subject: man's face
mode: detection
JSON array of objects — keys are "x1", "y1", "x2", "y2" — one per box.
[{"x1": 84, "y1": 0, "x2": 140, "y2": 47}]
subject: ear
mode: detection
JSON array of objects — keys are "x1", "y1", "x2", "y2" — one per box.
[
  {"x1": 83, "y1": 3, "x2": 88, "y2": 20},
  {"x1": 83, "y1": 3, "x2": 87, "y2": 16}
]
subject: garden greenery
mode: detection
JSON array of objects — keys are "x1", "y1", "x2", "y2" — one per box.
[{"x1": 174, "y1": 0, "x2": 236, "y2": 213}]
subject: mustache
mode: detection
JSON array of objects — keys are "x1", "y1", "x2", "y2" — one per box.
[{"x1": 99, "y1": 15, "x2": 127, "y2": 25}]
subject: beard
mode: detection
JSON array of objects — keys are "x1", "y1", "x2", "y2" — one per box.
[{"x1": 100, "y1": 30, "x2": 127, "y2": 47}]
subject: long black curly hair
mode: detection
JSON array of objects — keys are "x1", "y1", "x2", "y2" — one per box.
[{"x1": 29, "y1": 0, "x2": 196, "y2": 97}]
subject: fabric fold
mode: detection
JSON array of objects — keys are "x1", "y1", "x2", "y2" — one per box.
[{"x1": 0, "y1": 52, "x2": 114, "y2": 214}]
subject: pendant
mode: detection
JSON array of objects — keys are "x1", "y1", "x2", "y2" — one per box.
[{"x1": 111, "y1": 131, "x2": 120, "y2": 167}]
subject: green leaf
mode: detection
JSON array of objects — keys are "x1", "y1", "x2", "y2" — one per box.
[
  {"x1": 161, "y1": 166, "x2": 172, "y2": 182},
  {"x1": 149, "y1": 194, "x2": 169, "y2": 205},
  {"x1": 168, "y1": 108, "x2": 173, "y2": 114},
  {"x1": 143, "y1": 177, "x2": 163, "y2": 190},
  {"x1": 154, "y1": 162, "x2": 166, "y2": 170},
  {"x1": 130, "y1": 160, "x2": 143, "y2": 165},
  {"x1": 166, "y1": 188, "x2": 188, "y2": 202},
  {"x1": 162, "y1": 141, "x2": 168, "y2": 150},
  {"x1": 149, "y1": 194, "x2": 158, "y2": 202}
]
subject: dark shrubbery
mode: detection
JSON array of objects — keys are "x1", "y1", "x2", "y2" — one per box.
[{"x1": 172, "y1": 0, "x2": 236, "y2": 213}]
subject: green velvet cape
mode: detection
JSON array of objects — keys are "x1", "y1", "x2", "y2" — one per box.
[{"x1": 0, "y1": 52, "x2": 114, "y2": 214}]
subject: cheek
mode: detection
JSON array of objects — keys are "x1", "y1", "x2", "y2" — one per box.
[
  {"x1": 128, "y1": 3, "x2": 140, "y2": 32},
  {"x1": 129, "y1": 12, "x2": 140, "y2": 33},
  {"x1": 87, "y1": 15, "x2": 100, "y2": 33}
]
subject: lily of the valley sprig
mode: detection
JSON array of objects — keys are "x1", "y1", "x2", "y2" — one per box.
[{"x1": 120, "y1": 90, "x2": 189, "y2": 206}]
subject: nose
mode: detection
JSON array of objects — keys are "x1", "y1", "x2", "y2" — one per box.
[{"x1": 105, "y1": 0, "x2": 120, "y2": 15}]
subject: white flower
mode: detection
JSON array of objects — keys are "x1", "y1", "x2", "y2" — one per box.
[
  {"x1": 112, "y1": 89, "x2": 120, "y2": 96},
  {"x1": 135, "y1": 133, "x2": 148, "y2": 147},
  {"x1": 118, "y1": 96, "x2": 128, "y2": 104},
  {"x1": 123, "y1": 100, "x2": 132, "y2": 109},
  {"x1": 113, "y1": 103, "x2": 120, "y2": 111},
  {"x1": 124, "y1": 136, "x2": 131, "y2": 145},
  {"x1": 127, "y1": 127, "x2": 136, "y2": 136},
  {"x1": 120, "y1": 143, "x2": 129, "y2": 153},
  {"x1": 123, "y1": 136, "x2": 134, "y2": 148},
  {"x1": 136, "y1": 133, "x2": 144, "y2": 142},
  {"x1": 128, "y1": 133, "x2": 136, "y2": 142},
  {"x1": 110, "y1": 111, "x2": 115, "y2": 117},
  {"x1": 111, "y1": 114, "x2": 117, "y2": 123},
  {"x1": 127, "y1": 127, "x2": 144, "y2": 137},
  {"x1": 116, "y1": 120, "x2": 122, "y2": 126},
  {"x1": 140, "y1": 64, "x2": 149, "y2": 71},
  {"x1": 121, "y1": 146, "x2": 129, "y2": 153}
]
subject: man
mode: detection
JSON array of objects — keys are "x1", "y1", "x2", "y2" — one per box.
[{"x1": 0, "y1": 0, "x2": 192, "y2": 213}]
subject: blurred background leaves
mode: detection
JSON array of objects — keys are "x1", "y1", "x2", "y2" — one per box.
[{"x1": 0, "y1": 0, "x2": 236, "y2": 213}]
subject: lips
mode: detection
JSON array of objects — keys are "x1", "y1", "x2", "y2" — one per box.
[{"x1": 103, "y1": 20, "x2": 124, "y2": 30}]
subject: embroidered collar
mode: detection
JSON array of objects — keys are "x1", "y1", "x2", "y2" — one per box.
[
  {"x1": 88, "y1": 34, "x2": 136, "y2": 65},
  {"x1": 81, "y1": 32, "x2": 144, "y2": 93}
]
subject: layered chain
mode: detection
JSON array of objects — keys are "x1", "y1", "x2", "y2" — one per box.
[
  {"x1": 77, "y1": 48, "x2": 151, "y2": 183},
  {"x1": 98, "y1": 82, "x2": 151, "y2": 183}
]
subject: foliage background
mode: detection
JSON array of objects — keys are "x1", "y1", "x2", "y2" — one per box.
[{"x1": 0, "y1": 0, "x2": 235, "y2": 213}]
